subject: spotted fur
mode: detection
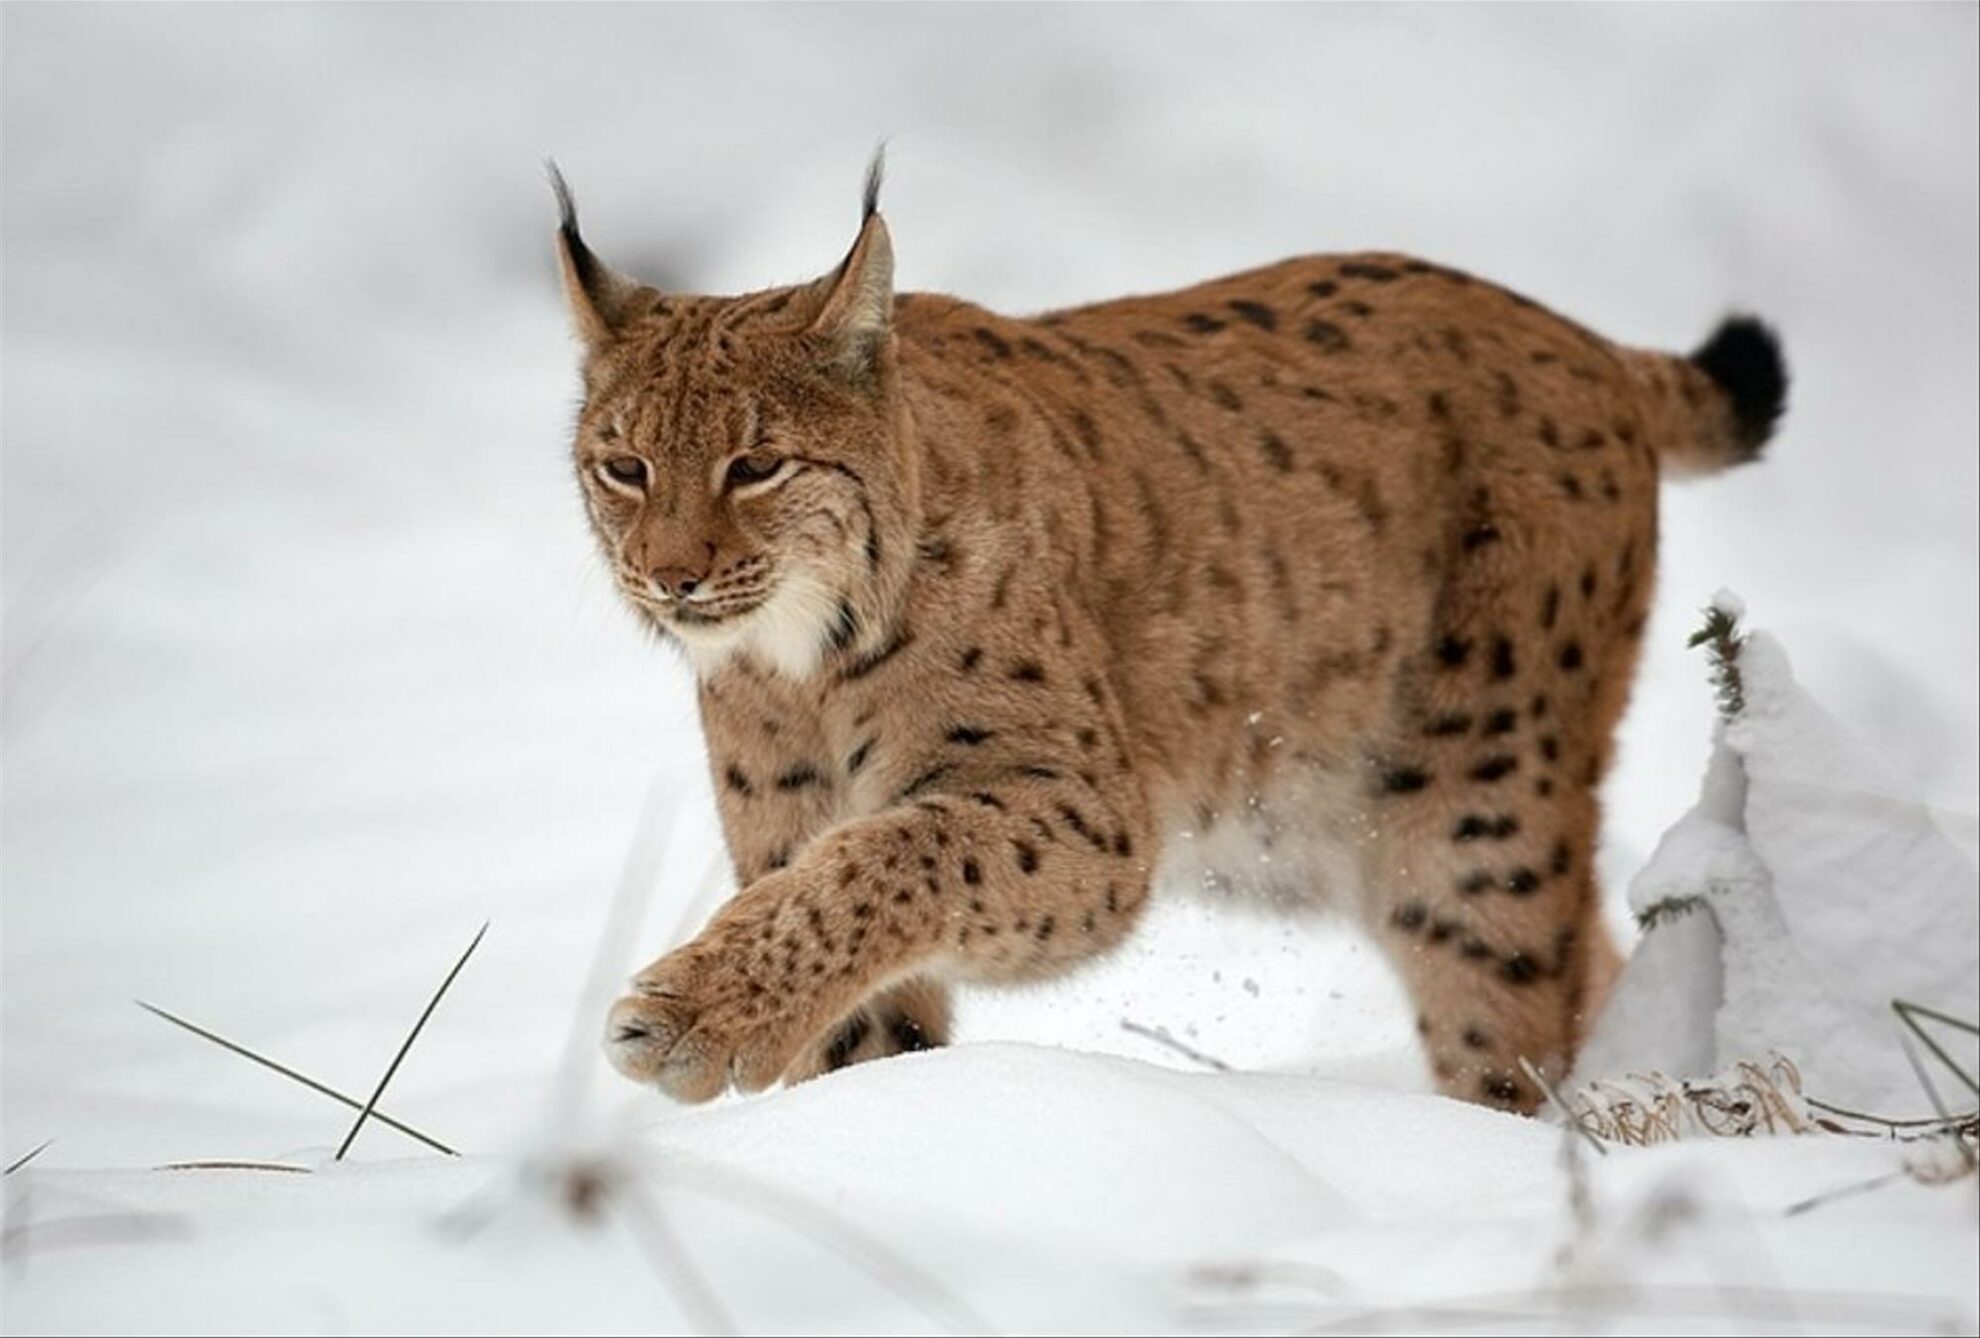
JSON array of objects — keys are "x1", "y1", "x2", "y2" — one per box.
[{"x1": 563, "y1": 161, "x2": 1787, "y2": 1112}]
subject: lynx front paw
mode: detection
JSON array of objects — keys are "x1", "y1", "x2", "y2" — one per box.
[{"x1": 604, "y1": 946, "x2": 808, "y2": 1103}]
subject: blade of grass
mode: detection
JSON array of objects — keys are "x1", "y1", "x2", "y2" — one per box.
[
  {"x1": 1892, "y1": 1000, "x2": 1979, "y2": 1035},
  {"x1": 615, "y1": 1184, "x2": 738, "y2": 1337},
  {"x1": 1519, "y1": 1055, "x2": 1608, "y2": 1158},
  {"x1": 1119, "y1": 1018, "x2": 1231, "y2": 1072},
  {"x1": 137, "y1": 1000, "x2": 456, "y2": 1156},
  {"x1": 1892, "y1": 999, "x2": 1979, "y2": 1098},
  {"x1": 334, "y1": 922, "x2": 488, "y2": 1161},
  {"x1": 655, "y1": 1157, "x2": 997, "y2": 1338},
  {"x1": 4, "y1": 1139, "x2": 53, "y2": 1176}
]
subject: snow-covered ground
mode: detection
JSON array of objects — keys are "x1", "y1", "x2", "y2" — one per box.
[{"x1": 3, "y1": 6, "x2": 1975, "y2": 1334}]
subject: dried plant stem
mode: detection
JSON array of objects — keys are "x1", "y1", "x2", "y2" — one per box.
[
  {"x1": 1784, "y1": 1170, "x2": 1908, "y2": 1218},
  {"x1": 334, "y1": 922, "x2": 489, "y2": 1161},
  {"x1": 615, "y1": 1186, "x2": 738, "y2": 1337},
  {"x1": 1803, "y1": 1094, "x2": 1978, "y2": 1133},
  {"x1": 1892, "y1": 999, "x2": 1979, "y2": 1099},
  {"x1": 137, "y1": 1000, "x2": 456, "y2": 1156},
  {"x1": 1518, "y1": 1056, "x2": 1608, "y2": 1158},
  {"x1": 1119, "y1": 1018, "x2": 1231, "y2": 1072},
  {"x1": 4, "y1": 1140, "x2": 53, "y2": 1176},
  {"x1": 657, "y1": 1158, "x2": 997, "y2": 1338}
]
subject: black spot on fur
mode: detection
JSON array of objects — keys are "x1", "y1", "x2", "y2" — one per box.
[
  {"x1": 1260, "y1": 430, "x2": 1295, "y2": 473},
  {"x1": 1690, "y1": 315, "x2": 1788, "y2": 457},
  {"x1": 1559, "y1": 641, "x2": 1584, "y2": 671},
  {"x1": 1505, "y1": 868, "x2": 1540, "y2": 895},
  {"x1": 1471, "y1": 755, "x2": 1518, "y2": 783},
  {"x1": 959, "y1": 646, "x2": 983, "y2": 673},
  {"x1": 1339, "y1": 261, "x2": 1399, "y2": 282},
  {"x1": 946, "y1": 725, "x2": 995, "y2": 746},
  {"x1": 1436, "y1": 636, "x2": 1472, "y2": 669},
  {"x1": 1182, "y1": 312, "x2": 1225, "y2": 334},
  {"x1": 1392, "y1": 901, "x2": 1429, "y2": 931},
  {"x1": 1012, "y1": 841, "x2": 1039, "y2": 874},
  {"x1": 1426, "y1": 713, "x2": 1473, "y2": 737},
  {"x1": 846, "y1": 739, "x2": 875, "y2": 775},
  {"x1": 1303, "y1": 319, "x2": 1351, "y2": 352},
  {"x1": 1458, "y1": 871, "x2": 1495, "y2": 895},
  {"x1": 723, "y1": 764, "x2": 754, "y2": 797},
  {"x1": 776, "y1": 763, "x2": 823, "y2": 791},
  {"x1": 841, "y1": 630, "x2": 913, "y2": 681},
  {"x1": 974, "y1": 327, "x2": 1012, "y2": 359},
  {"x1": 895, "y1": 763, "x2": 954, "y2": 801},
  {"x1": 1490, "y1": 637, "x2": 1516, "y2": 680},
  {"x1": 1454, "y1": 814, "x2": 1519, "y2": 841},
  {"x1": 1010, "y1": 661, "x2": 1046, "y2": 683},
  {"x1": 1381, "y1": 767, "x2": 1431, "y2": 795},
  {"x1": 1070, "y1": 409, "x2": 1103, "y2": 456},
  {"x1": 1228, "y1": 299, "x2": 1277, "y2": 331},
  {"x1": 1501, "y1": 953, "x2": 1540, "y2": 985},
  {"x1": 1484, "y1": 709, "x2": 1518, "y2": 736}
]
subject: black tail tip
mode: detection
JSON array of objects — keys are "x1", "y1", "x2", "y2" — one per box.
[{"x1": 1691, "y1": 315, "x2": 1788, "y2": 458}]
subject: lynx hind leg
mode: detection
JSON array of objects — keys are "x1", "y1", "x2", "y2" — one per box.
[
  {"x1": 782, "y1": 977, "x2": 952, "y2": 1086},
  {"x1": 1365, "y1": 772, "x2": 1614, "y2": 1113}
]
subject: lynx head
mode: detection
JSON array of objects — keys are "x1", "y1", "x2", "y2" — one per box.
[{"x1": 554, "y1": 155, "x2": 918, "y2": 680}]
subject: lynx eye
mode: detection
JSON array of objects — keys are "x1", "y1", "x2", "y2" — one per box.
[
  {"x1": 599, "y1": 456, "x2": 649, "y2": 489},
  {"x1": 724, "y1": 452, "x2": 784, "y2": 490}
]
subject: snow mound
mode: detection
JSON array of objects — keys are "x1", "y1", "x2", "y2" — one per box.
[
  {"x1": 1576, "y1": 607, "x2": 1980, "y2": 1118},
  {"x1": 6, "y1": 1043, "x2": 1974, "y2": 1336}
]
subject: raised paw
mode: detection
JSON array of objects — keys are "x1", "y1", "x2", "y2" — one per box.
[
  {"x1": 604, "y1": 943, "x2": 811, "y2": 1103},
  {"x1": 782, "y1": 978, "x2": 951, "y2": 1086}
]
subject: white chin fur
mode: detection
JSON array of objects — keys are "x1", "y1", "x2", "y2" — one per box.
[{"x1": 672, "y1": 574, "x2": 839, "y2": 681}]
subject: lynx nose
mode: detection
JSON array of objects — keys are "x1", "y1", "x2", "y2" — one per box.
[{"x1": 649, "y1": 566, "x2": 705, "y2": 600}]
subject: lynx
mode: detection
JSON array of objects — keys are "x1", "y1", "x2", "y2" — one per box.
[{"x1": 559, "y1": 159, "x2": 1786, "y2": 1111}]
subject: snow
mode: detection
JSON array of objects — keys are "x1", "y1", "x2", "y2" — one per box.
[
  {"x1": 1580, "y1": 617, "x2": 1978, "y2": 1116},
  {"x1": 3, "y1": 5, "x2": 1976, "y2": 1334}
]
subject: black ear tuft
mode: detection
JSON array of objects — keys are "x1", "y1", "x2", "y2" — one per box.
[
  {"x1": 546, "y1": 159, "x2": 602, "y2": 288},
  {"x1": 547, "y1": 159, "x2": 579, "y2": 236},
  {"x1": 1690, "y1": 315, "x2": 1788, "y2": 456},
  {"x1": 862, "y1": 144, "x2": 886, "y2": 222}
]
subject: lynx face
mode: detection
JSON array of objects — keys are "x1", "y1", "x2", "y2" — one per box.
[
  {"x1": 559, "y1": 167, "x2": 912, "y2": 680},
  {"x1": 572, "y1": 321, "x2": 906, "y2": 677}
]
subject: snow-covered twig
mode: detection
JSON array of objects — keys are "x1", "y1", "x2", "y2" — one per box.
[{"x1": 1686, "y1": 597, "x2": 1746, "y2": 718}]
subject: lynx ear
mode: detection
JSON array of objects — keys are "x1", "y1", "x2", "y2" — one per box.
[
  {"x1": 806, "y1": 151, "x2": 894, "y2": 379},
  {"x1": 549, "y1": 163, "x2": 645, "y2": 345}
]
